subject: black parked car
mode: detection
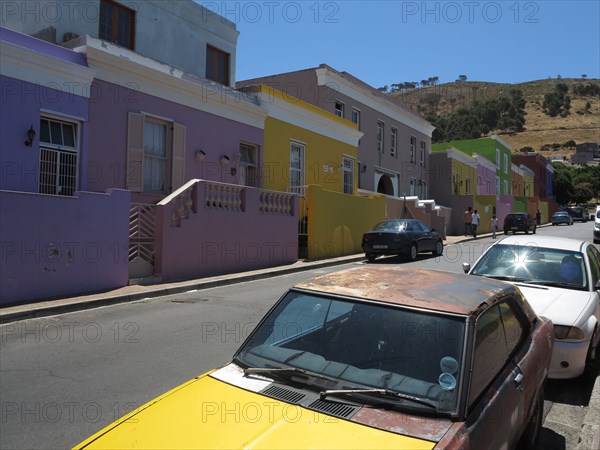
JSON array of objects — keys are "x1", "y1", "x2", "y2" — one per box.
[
  {"x1": 362, "y1": 219, "x2": 443, "y2": 262},
  {"x1": 567, "y1": 206, "x2": 589, "y2": 223},
  {"x1": 503, "y1": 213, "x2": 537, "y2": 235}
]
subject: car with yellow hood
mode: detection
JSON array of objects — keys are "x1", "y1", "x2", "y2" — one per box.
[{"x1": 74, "y1": 266, "x2": 553, "y2": 450}]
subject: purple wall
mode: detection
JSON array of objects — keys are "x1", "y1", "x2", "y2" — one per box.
[
  {"x1": 477, "y1": 164, "x2": 496, "y2": 195},
  {"x1": 0, "y1": 75, "x2": 89, "y2": 192},
  {"x1": 87, "y1": 79, "x2": 264, "y2": 200},
  {"x1": 0, "y1": 189, "x2": 130, "y2": 306},
  {"x1": 154, "y1": 182, "x2": 297, "y2": 281}
]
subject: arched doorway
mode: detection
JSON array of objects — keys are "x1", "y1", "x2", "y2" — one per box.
[{"x1": 377, "y1": 174, "x2": 394, "y2": 196}]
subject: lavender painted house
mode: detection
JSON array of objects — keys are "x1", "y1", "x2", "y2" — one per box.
[
  {"x1": 473, "y1": 153, "x2": 496, "y2": 195},
  {"x1": 0, "y1": 28, "x2": 130, "y2": 305},
  {"x1": 237, "y1": 65, "x2": 435, "y2": 199}
]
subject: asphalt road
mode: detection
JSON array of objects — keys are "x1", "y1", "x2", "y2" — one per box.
[{"x1": 0, "y1": 221, "x2": 598, "y2": 449}]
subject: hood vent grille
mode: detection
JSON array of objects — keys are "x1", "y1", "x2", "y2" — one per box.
[
  {"x1": 307, "y1": 399, "x2": 358, "y2": 419},
  {"x1": 261, "y1": 385, "x2": 306, "y2": 403}
]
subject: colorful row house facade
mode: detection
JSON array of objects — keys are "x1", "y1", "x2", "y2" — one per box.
[{"x1": 430, "y1": 137, "x2": 557, "y2": 235}]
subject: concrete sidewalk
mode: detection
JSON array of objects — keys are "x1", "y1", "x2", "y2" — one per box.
[{"x1": 0, "y1": 233, "x2": 474, "y2": 324}]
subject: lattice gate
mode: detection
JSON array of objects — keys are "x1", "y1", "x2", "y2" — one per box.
[{"x1": 128, "y1": 203, "x2": 156, "y2": 279}]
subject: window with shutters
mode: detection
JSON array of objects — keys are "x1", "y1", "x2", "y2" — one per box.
[
  {"x1": 289, "y1": 141, "x2": 305, "y2": 195},
  {"x1": 38, "y1": 117, "x2": 79, "y2": 196},
  {"x1": 126, "y1": 113, "x2": 185, "y2": 194}
]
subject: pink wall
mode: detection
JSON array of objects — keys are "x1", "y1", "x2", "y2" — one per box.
[
  {"x1": 496, "y1": 195, "x2": 514, "y2": 231},
  {"x1": 1, "y1": 189, "x2": 130, "y2": 305},
  {"x1": 154, "y1": 182, "x2": 297, "y2": 281}
]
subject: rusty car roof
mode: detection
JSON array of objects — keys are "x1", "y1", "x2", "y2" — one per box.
[{"x1": 293, "y1": 266, "x2": 520, "y2": 315}]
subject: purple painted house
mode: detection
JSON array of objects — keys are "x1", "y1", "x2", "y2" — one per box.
[
  {"x1": 472, "y1": 153, "x2": 496, "y2": 195},
  {"x1": 0, "y1": 27, "x2": 130, "y2": 305}
]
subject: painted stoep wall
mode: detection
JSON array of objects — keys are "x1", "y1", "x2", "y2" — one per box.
[
  {"x1": 527, "y1": 197, "x2": 539, "y2": 221},
  {"x1": 155, "y1": 182, "x2": 297, "y2": 281},
  {"x1": 263, "y1": 117, "x2": 358, "y2": 194},
  {"x1": 87, "y1": 79, "x2": 263, "y2": 197},
  {"x1": 513, "y1": 196, "x2": 527, "y2": 213},
  {"x1": 539, "y1": 201, "x2": 549, "y2": 224},
  {"x1": 473, "y1": 195, "x2": 497, "y2": 234},
  {"x1": 496, "y1": 195, "x2": 514, "y2": 231},
  {"x1": 0, "y1": 189, "x2": 130, "y2": 306},
  {"x1": 307, "y1": 185, "x2": 385, "y2": 259}
]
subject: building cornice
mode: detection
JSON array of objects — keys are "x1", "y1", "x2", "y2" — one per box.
[
  {"x1": 74, "y1": 36, "x2": 266, "y2": 128},
  {"x1": 447, "y1": 148, "x2": 477, "y2": 167},
  {"x1": 491, "y1": 134, "x2": 513, "y2": 151},
  {"x1": 472, "y1": 153, "x2": 496, "y2": 172},
  {"x1": 0, "y1": 38, "x2": 94, "y2": 98},
  {"x1": 255, "y1": 85, "x2": 363, "y2": 147},
  {"x1": 315, "y1": 66, "x2": 435, "y2": 137}
]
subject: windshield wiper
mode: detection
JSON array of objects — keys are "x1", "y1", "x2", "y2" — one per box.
[
  {"x1": 481, "y1": 274, "x2": 532, "y2": 283},
  {"x1": 243, "y1": 366, "x2": 338, "y2": 384},
  {"x1": 525, "y1": 280, "x2": 584, "y2": 289},
  {"x1": 319, "y1": 388, "x2": 437, "y2": 409}
]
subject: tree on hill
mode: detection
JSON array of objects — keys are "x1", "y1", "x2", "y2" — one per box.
[
  {"x1": 456, "y1": 75, "x2": 468, "y2": 82},
  {"x1": 543, "y1": 83, "x2": 572, "y2": 117}
]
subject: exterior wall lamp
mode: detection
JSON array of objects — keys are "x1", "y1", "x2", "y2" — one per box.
[
  {"x1": 220, "y1": 155, "x2": 230, "y2": 166},
  {"x1": 194, "y1": 150, "x2": 206, "y2": 162},
  {"x1": 24, "y1": 125, "x2": 36, "y2": 147}
]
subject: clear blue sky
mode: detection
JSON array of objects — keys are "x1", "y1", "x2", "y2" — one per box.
[{"x1": 200, "y1": 1, "x2": 600, "y2": 88}]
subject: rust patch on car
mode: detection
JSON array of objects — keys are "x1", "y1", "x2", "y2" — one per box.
[
  {"x1": 295, "y1": 267, "x2": 516, "y2": 315},
  {"x1": 350, "y1": 407, "x2": 452, "y2": 442}
]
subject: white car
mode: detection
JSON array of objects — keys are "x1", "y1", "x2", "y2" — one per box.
[{"x1": 463, "y1": 235, "x2": 600, "y2": 379}]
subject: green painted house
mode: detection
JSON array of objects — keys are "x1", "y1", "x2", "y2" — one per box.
[{"x1": 432, "y1": 135, "x2": 513, "y2": 196}]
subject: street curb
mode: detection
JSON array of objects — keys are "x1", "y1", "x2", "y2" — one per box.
[
  {"x1": 577, "y1": 374, "x2": 600, "y2": 450},
  {"x1": 0, "y1": 255, "x2": 367, "y2": 324}
]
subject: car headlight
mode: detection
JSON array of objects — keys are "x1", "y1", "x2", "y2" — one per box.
[{"x1": 554, "y1": 325, "x2": 584, "y2": 340}]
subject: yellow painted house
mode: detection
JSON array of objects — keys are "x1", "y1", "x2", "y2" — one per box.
[
  {"x1": 248, "y1": 85, "x2": 363, "y2": 195},
  {"x1": 447, "y1": 148, "x2": 477, "y2": 196}
]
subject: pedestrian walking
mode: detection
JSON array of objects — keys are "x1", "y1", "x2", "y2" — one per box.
[
  {"x1": 490, "y1": 215, "x2": 498, "y2": 239},
  {"x1": 536, "y1": 210, "x2": 541, "y2": 226},
  {"x1": 471, "y1": 209, "x2": 480, "y2": 238},
  {"x1": 464, "y1": 206, "x2": 472, "y2": 236}
]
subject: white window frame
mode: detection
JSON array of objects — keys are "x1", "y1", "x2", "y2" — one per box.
[
  {"x1": 410, "y1": 136, "x2": 416, "y2": 163},
  {"x1": 351, "y1": 108, "x2": 361, "y2": 129},
  {"x1": 420, "y1": 140, "x2": 426, "y2": 166},
  {"x1": 465, "y1": 177, "x2": 471, "y2": 194},
  {"x1": 335, "y1": 101, "x2": 345, "y2": 118},
  {"x1": 504, "y1": 179, "x2": 509, "y2": 195},
  {"x1": 239, "y1": 143, "x2": 258, "y2": 187},
  {"x1": 143, "y1": 117, "x2": 169, "y2": 194},
  {"x1": 377, "y1": 121, "x2": 384, "y2": 153},
  {"x1": 38, "y1": 115, "x2": 79, "y2": 196},
  {"x1": 342, "y1": 156, "x2": 355, "y2": 194},
  {"x1": 504, "y1": 153, "x2": 508, "y2": 173},
  {"x1": 390, "y1": 127, "x2": 397, "y2": 157},
  {"x1": 409, "y1": 178, "x2": 416, "y2": 196},
  {"x1": 496, "y1": 148, "x2": 500, "y2": 168},
  {"x1": 289, "y1": 141, "x2": 305, "y2": 195},
  {"x1": 452, "y1": 173, "x2": 459, "y2": 194}
]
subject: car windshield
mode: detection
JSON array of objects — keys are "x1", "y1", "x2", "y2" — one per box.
[
  {"x1": 371, "y1": 220, "x2": 409, "y2": 232},
  {"x1": 236, "y1": 291, "x2": 466, "y2": 414},
  {"x1": 471, "y1": 244, "x2": 588, "y2": 290}
]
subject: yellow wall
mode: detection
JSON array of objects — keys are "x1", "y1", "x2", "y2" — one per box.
[
  {"x1": 307, "y1": 185, "x2": 386, "y2": 259},
  {"x1": 539, "y1": 201, "x2": 548, "y2": 223},
  {"x1": 263, "y1": 117, "x2": 358, "y2": 194},
  {"x1": 451, "y1": 159, "x2": 477, "y2": 195},
  {"x1": 473, "y1": 195, "x2": 497, "y2": 234},
  {"x1": 523, "y1": 174, "x2": 534, "y2": 198}
]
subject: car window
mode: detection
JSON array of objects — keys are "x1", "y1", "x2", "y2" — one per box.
[
  {"x1": 419, "y1": 222, "x2": 431, "y2": 232},
  {"x1": 373, "y1": 220, "x2": 407, "y2": 232},
  {"x1": 471, "y1": 244, "x2": 588, "y2": 290},
  {"x1": 468, "y1": 304, "x2": 510, "y2": 407},
  {"x1": 587, "y1": 245, "x2": 600, "y2": 288},
  {"x1": 499, "y1": 301, "x2": 526, "y2": 355}
]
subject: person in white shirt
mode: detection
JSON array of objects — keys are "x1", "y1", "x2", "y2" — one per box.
[
  {"x1": 490, "y1": 215, "x2": 498, "y2": 239},
  {"x1": 471, "y1": 210, "x2": 480, "y2": 238}
]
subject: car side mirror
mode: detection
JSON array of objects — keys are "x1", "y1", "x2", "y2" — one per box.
[{"x1": 462, "y1": 262, "x2": 471, "y2": 273}]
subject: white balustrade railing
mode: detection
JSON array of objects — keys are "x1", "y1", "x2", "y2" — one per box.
[
  {"x1": 259, "y1": 191, "x2": 294, "y2": 216},
  {"x1": 205, "y1": 181, "x2": 243, "y2": 211}
]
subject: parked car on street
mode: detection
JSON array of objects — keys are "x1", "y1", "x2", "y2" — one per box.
[
  {"x1": 361, "y1": 219, "x2": 443, "y2": 262},
  {"x1": 567, "y1": 205, "x2": 590, "y2": 223},
  {"x1": 594, "y1": 212, "x2": 600, "y2": 244},
  {"x1": 503, "y1": 212, "x2": 537, "y2": 235},
  {"x1": 74, "y1": 267, "x2": 553, "y2": 450},
  {"x1": 552, "y1": 211, "x2": 574, "y2": 226},
  {"x1": 464, "y1": 235, "x2": 600, "y2": 379}
]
